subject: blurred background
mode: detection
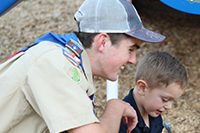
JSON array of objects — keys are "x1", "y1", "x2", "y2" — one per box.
[{"x1": 0, "y1": 0, "x2": 199, "y2": 132}]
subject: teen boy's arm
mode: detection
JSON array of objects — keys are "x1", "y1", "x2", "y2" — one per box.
[{"x1": 68, "y1": 99, "x2": 138, "y2": 133}]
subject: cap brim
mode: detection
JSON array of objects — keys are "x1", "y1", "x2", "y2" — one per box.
[{"x1": 125, "y1": 28, "x2": 166, "y2": 43}]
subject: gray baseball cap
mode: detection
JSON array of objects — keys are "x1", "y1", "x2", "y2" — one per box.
[{"x1": 74, "y1": 0, "x2": 165, "y2": 43}]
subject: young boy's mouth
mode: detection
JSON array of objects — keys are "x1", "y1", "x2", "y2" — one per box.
[{"x1": 156, "y1": 110, "x2": 163, "y2": 114}]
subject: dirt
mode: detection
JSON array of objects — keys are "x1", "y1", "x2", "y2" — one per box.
[{"x1": 0, "y1": 0, "x2": 199, "y2": 132}]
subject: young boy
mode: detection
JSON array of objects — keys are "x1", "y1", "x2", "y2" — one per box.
[{"x1": 119, "y1": 51, "x2": 188, "y2": 133}]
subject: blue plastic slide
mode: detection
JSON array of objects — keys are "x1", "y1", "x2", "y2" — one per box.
[
  {"x1": 0, "y1": 0, "x2": 200, "y2": 17},
  {"x1": 160, "y1": 0, "x2": 200, "y2": 15},
  {"x1": 0, "y1": 0, "x2": 24, "y2": 17}
]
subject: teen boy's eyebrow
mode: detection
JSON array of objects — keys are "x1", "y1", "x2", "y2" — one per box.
[{"x1": 131, "y1": 44, "x2": 140, "y2": 49}]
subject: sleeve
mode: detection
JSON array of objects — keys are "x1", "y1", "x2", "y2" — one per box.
[{"x1": 24, "y1": 49, "x2": 99, "y2": 133}]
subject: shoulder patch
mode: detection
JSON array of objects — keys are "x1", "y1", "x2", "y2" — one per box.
[{"x1": 68, "y1": 67, "x2": 81, "y2": 82}]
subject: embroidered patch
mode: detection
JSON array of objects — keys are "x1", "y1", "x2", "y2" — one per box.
[
  {"x1": 63, "y1": 49, "x2": 81, "y2": 65},
  {"x1": 68, "y1": 67, "x2": 81, "y2": 82},
  {"x1": 65, "y1": 38, "x2": 84, "y2": 57}
]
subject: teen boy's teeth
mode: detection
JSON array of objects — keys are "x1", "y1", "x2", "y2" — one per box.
[{"x1": 120, "y1": 66, "x2": 125, "y2": 70}]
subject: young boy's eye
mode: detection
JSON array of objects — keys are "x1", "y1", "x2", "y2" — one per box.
[{"x1": 162, "y1": 98, "x2": 168, "y2": 102}]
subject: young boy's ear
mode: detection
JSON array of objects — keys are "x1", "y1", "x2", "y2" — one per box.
[{"x1": 137, "y1": 80, "x2": 148, "y2": 96}]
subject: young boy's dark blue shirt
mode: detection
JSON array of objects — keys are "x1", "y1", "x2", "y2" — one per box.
[{"x1": 119, "y1": 89, "x2": 164, "y2": 133}]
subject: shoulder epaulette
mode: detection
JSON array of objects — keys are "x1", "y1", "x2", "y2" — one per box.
[
  {"x1": 63, "y1": 38, "x2": 84, "y2": 65},
  {"x1": 65, "y1": 38, "x2": 84, "y2": 57}
]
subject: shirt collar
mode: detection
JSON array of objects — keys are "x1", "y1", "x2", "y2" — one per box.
[{"x1": 124, "y1": 88, "x2": 163, "y2": 132}]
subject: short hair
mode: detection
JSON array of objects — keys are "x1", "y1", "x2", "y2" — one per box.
[
  {"x1": 135, "y1": 51, "x2": 188, "y2": 89},
  {"x1": 74, "y1": 32, "x2": 130, "y2": 49}
]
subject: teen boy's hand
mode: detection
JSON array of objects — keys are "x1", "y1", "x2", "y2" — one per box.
[
  {"x1": 120, "y1": 100, "x2": 138, "y2": 133},
  {"x1": 99, "y1": 99, "x2": 138, "y2": 133}
]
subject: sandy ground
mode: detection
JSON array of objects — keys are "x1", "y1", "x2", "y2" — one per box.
[{"x1": 0, "y1": 0, "x2": 199, "y2": 132}]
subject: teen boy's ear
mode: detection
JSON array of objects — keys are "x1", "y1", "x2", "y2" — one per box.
[
  {"x1": 137, "y1": 80, "x2": 148, "y2": 96},
  {"x1": 96, "y1": 33, "x2": 110, "y2": 53}
]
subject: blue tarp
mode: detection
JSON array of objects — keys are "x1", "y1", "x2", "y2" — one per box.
[{"x1": 160, "y1": 0, "x2": 200, "y2": 15}]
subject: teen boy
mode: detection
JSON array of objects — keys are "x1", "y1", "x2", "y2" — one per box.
[{"x1": 0, "y1": 0, "x2": 165, "y2": 133}]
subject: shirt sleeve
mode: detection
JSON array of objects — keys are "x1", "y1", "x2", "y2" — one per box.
[{"x1": 23, "y1": 48, "x2": 99, "y2": 133}]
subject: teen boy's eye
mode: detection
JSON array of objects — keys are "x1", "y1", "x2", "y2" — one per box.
[
  {"x1": 129, "y1": 47, "x2": 137, "y2": 52},
  {"x1": 129, "y1": 45, "x2": 140, "y2": 52},
  {"x1": 129, "y1": 48, "x2": 135, "y2": 52}
]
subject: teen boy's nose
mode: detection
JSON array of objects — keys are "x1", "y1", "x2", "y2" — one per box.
[{"x1": 128, "y1": 52, "x2": 137, "y2": 64}]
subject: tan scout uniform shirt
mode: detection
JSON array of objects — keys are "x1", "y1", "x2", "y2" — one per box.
[{"x1": 0, "y1": 41, "x2": 99, "y2": 133}]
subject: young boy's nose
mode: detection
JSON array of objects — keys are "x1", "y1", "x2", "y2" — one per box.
[{"x1": 164, "y1": 101, "x2": 173, "y2": 110}]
